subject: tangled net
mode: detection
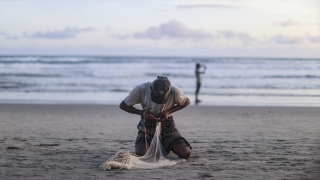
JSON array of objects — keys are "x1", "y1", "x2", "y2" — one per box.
[{"x1": 99, "y1": 122, "x2": 181, "y2": 170}]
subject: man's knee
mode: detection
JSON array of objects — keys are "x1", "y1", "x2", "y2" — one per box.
[
  {"x1": 179, "y1": 147, "x2": 191, "y2": 159},
  {"x1": 173, "y1": 146, "x2": 191, "y2": 159}
]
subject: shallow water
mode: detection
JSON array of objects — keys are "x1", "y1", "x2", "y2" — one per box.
[{"x1": 1, "y1": 56, "x2": 319, "y2": 106}]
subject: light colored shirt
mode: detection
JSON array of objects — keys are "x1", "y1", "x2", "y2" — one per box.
[
  {"x1": 195, "y1": 69, "x2": 202, "y2": 83},
  {"x1": 123, "y1": 82, "x2": 188, "y2": 117}
]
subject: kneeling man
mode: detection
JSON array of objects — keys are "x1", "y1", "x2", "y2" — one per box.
[{"x1": 119, "y1": 76, "x2": 192, "y2": 159}]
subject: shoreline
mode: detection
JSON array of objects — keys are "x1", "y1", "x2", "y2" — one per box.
[
  {"x1": 1, "y1": 103, "x2": 320, "y2": 108},
  {"x1": 1, "y1": 90, "x2": 319, "y2": 107},
  {"x1": 1, "y1": 104, "x2": 319, "y2": 179}
]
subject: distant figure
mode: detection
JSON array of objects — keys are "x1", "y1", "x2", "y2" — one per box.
[{"x1": 195, "y1": 63, "x2": 206, "y2": 104}]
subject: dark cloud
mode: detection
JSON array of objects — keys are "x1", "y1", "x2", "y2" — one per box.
[
  {"x1": 30, "y1": 27, "x2": 95, "y2": 39},
  {"x1": 273, "y1": 20, "x2": 299, "y2": 27},
  {"x1": 133, "y1": 21, "x2": 212, "y2": 39},
  {"x1": 271, "y1": 35, "x2": 304, "y2": 44},
  {"x1": 116, "y1": 25, "x2": 256, "y2": 43},
  {"x1": 176, "y1": 4, "x2": 244, "y2": 9}
]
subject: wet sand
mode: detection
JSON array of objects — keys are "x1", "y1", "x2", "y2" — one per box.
[{"x1": 0, "y1": 104, "x2": 319, "y2": 179}]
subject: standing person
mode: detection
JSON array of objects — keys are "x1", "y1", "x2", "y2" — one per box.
[
  {"x1": 119, "y1": 76, "x2": 192, "y2": 159},
  {"x1": 195, "y1": 63, "x2": 206, "y2": 104}
]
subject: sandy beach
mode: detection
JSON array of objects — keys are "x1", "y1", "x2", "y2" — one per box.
[{"x1": 0, "y1": 104, "x2": 319, "y2": 179}]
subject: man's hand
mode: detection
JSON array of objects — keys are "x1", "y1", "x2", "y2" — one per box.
[
  {"x1": 120, "y1": 101, "x2": 160, "y2": 122},
  {"x1": 142, "y1": 111, "x2": 160, "y2": 122},
  {"x1": 159, "y1": 98, "x2": 190, "y2": 122},
  {"x1": 159, "y1": 110, "x2": 170, "y2": 122}
]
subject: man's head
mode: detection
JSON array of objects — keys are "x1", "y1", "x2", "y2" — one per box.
[
  {"x1": 150, "y1": 76, "x2": 171, "y2": 104},
  {"x1": 196, "y1": 63, "x2": 201, "y2": 69}
]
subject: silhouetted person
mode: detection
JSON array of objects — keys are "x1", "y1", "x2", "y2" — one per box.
[
  {"x1": 195, "y1": 63, "x2": 206, "y2": 104},
  {"x1": 119, "y1": 76, "x2": 192, "y2": 159}
]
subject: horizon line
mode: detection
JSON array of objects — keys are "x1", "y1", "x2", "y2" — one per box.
[{"x1": 0, "y1": 54, "x2": 319, "y2": 60}]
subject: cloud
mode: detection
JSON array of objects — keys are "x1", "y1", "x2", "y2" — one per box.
[
  {"x1": 110, "y1": 34, "x2": 130, "y2": 39},
  {"x1": 176, "y1": 4, "x2": 244, "y2": 9},
  {"x1": 308, "y1": 36, "x2": 320, "y2": 43},
  {"x1": 273, "y1": 20, "x2": 299, "y2": 27},
  {"x1": 217, "y1": 30, "x2": 256, "y2": 44},
  {"x1": 274, "y1": 20, "x2": 320, "y2": 27},
  {"x1": 133, "y1": 21, "x2": 212, "y2": 39},
  {"x1": 30, "y1": 27, "x2": 95, "y2": 39},
  {"x1": 270, "y1": 34, "x2": 304, "y2": 44},
  {"x1": 1, "y1": 31, "x2": 21, "y2": 39}
]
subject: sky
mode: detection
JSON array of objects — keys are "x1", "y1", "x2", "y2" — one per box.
[{"x1": 0, "y1": 0, "x2": 319, "y2": 58}]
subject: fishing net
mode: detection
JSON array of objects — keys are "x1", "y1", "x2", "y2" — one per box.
[{"x1": 99, "y1": 121, "x2": 182, "y2": 170}]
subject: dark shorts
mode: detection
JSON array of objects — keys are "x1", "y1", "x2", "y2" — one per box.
[
  {"x1": 135, "y1": 116, "x2": 192, "y2": 154},
  {"x1": 196, "y1": 82, "x2": 201, "y2": 93}
]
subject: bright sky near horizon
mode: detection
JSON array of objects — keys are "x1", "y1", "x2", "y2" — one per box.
[{"x1": 0, "y1": 0, "x2": 319, "y2": 58}]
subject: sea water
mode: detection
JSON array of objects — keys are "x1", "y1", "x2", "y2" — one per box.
[{"x1": 0, "y1": 56, "x2": 319, "y2": 106}]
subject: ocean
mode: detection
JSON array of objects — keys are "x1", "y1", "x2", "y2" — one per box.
[{"x1": 0, "y1": 56, "x2": 319, "y2": 106}]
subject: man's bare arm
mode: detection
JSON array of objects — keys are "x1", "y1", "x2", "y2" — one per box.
[
  {"x1": 119, "y1": 101, "x2": 143, "y2": 116},
  {"x1": 201, "y1": 66, "x2": 206, "y2": 74},
  {"x1": 119, "y1": 101, "x2": 159, "y2": 121},
  {"x1": 166, "y1": 98, "x2": 190, "y2": 114}
]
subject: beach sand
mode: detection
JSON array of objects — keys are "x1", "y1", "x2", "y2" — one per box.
[{"x1": 0, "y1": 104, "x2": 319, "y2": 179}]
